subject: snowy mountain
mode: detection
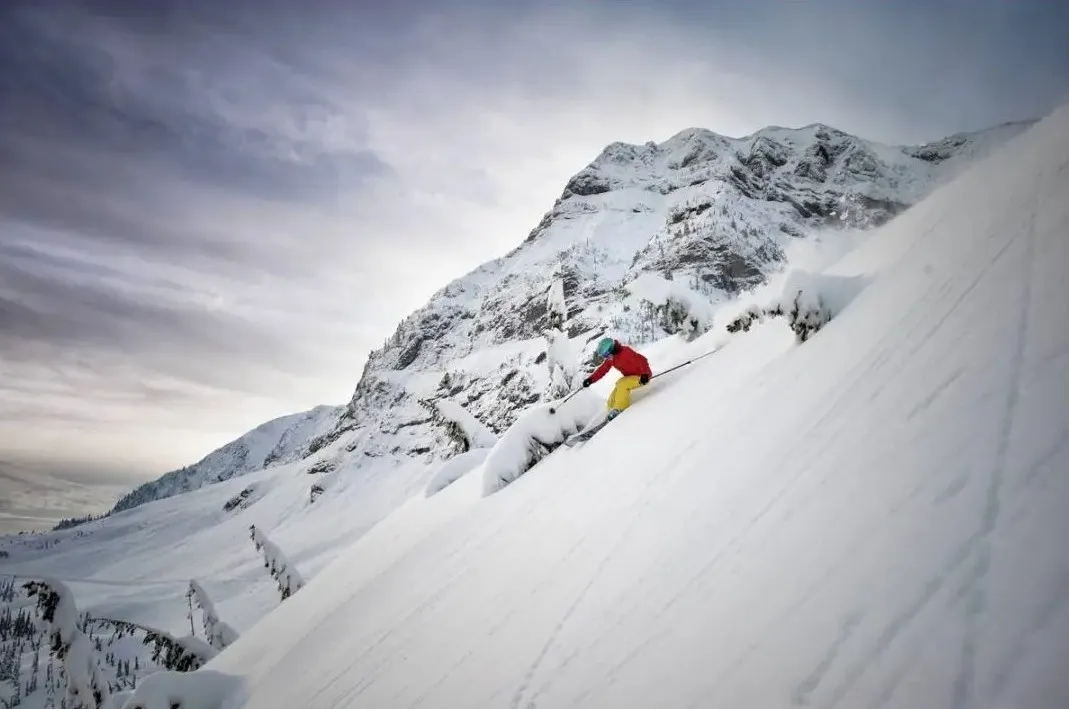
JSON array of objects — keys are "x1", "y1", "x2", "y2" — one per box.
[
  {"x1": 298, "y1": 117, "x2": 1036, "y2": 482},
  {"x1": 109, "y1": 405, "x2": 342, "y2": 514},
  {"x1": 101, "y1": 119, "x2": 1033, "y2": 521},
  {"x1": 100, "y1": 118, "x2": 1034, "y2": 521},
  {"x1": 3, "y1": 109, "x2": 1065, "y2": 709}
]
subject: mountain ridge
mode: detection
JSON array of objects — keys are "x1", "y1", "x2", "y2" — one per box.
[{"x1": 108, "y1": 405, "x2": 341, "y2": 515}]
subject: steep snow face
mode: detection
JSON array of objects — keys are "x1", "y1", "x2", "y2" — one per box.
[
  {"x1": 205, "y1": 106, "x2": 1067, "y2": 708},
  {"x1": 110, "y1": 405, "x2": 343, "y2": 514}
]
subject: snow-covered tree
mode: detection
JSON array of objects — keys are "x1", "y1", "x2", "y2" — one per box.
[
  {"x1": 81, "y1": 616, "x2": 214, "y2": 673},
  {"x1": 544, "y1": 329, "x2": 578, "y2": 400},
  {"x1": 22, "y1": 580, "x2": 110, "y2": 709},
  {"x1": 544, "y1": 276, "x2": 578, "y2": 399},
  {"x1": 623, "y1": 273, "x2": 716, "y2": 341},
  {"x1": 248, "y1": 526, "x2": 304, "y2": 601},
  {"x1": 721, "y1": 270, "x2": 864, "y2": 344},
  {"x1": 546, "y1": 277, "x2": 567, "y2": 331},
  {"x1": 482, "y1": 392, "x2": 602, "y2": 495},
  {"x1": 186, "y1": 581, "x2": 239, "y2": 651},
  {"x1": 422, "y1": 399, "x2": 498, "y2": 455}
]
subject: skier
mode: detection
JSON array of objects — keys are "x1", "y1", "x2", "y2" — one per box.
[{"x1": 581, "y1": 337, "x2": 652, "y2": 419}]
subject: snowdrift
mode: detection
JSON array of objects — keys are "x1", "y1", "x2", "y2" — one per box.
[
  {"x1": 481, "y1": 392, "x2": 603, "y2": 496},
  {"x1": 117, "y1": 669, "x2": 239, "y2": 709},
  {"x1": 201, "y1": 103, "x2": 1068, "y2": 709},
  {"x1": 723, "y1": 269, "x2": 871, "y2": 342},
  {"x1": 623, "y1": 272, "x2": 719, "y2": 338},
  {"x1": 428, "y1": 398, "x2": 499, "y2": 450},
  {"x1": 424, "y1": 447, "x2": 490, "y2": 497}
]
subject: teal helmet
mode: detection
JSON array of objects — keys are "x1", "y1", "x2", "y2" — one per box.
[{"x1": 596, "y1": 337, "x2": 616, "y2": 358}]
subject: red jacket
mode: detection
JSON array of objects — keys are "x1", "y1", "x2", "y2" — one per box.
[{"x1": 588, "y1": 342, "x2": 652, "y2": 383}]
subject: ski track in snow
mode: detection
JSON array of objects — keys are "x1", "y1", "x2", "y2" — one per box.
[
  {"x1": 950, "y1": 190, "x2": 1037, "y2": 709},
  {"x1": 514, "y1": 445, "x2": 694, "y2": 709},
  {"x1": 818, "y1": 160, "x2": 1047, "y2": 709}
]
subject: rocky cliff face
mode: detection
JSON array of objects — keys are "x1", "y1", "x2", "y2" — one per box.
[{"x1": 112, "y1": 118, "x2": 1035, "y2": 509}]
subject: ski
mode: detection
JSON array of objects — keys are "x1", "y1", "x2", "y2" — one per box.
[{"x1": 564, "y1": 412, "x2": 619, "y2": 446}]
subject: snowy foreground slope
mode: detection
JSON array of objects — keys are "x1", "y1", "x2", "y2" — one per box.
[{"x1": 175, "y1": 107, "x2": 1068, "y2": 708}]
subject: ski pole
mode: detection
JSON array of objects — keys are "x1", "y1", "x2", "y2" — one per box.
[
  {"x1": 548, "y1": 388, "x2": 583, "y2": 414},
  {"x1": 651, "y1": 346, "x2": 720, "y2": 380}
]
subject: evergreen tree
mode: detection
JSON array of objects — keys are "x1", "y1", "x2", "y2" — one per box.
[
  {"x1": 249, "y1": 525, "x2": 305, "y2": 601},
  {"x1": 186, "y1": 581, "x2": 239, "y2": 650},
  {"x1": 28, "y1": 640, "x2": 40, "y2": 695}
]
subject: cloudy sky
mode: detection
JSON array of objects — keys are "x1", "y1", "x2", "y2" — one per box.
[{"x1": 1, "y1": 0, "x2": 1067, "y2": 531}]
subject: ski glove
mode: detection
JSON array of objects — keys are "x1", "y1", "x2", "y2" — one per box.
[
  {"x1": 639, "y1": 374, "x2": 650, "y2": 385},
  {"x1": 582, "y1": 377, "x2": 592, "y2": 387}
]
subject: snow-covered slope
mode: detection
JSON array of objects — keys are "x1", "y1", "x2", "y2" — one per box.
[
  {"x1": 109, "y1": 405, "x2": 343, "y2": 514},
  {"x1": 189, "y1": 105, "x2": 1064, "y2": 707},
  {"x1": 0, "y1": 112, "x2": 1057, "y2": 708}
]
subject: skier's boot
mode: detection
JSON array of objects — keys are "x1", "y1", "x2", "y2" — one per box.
[{"x1": 606, "y1": 408, "x2": 622, "y2": 421}]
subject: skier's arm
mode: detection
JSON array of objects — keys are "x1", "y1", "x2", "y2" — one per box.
[
  {"x1": 584, "y1": 359, "x2": 613, "y2": 385},
  {"x1": 637, "y1": 351, "x2": 653, "y2": 378}
]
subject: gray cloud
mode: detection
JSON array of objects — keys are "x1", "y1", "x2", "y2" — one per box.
[
  {"x1": 1, "y1": 0, "x2": 1067, "y2": 528},
  {"x1": 0, "y1": 2, "x2": 390, "y2": 189},
  {"x1": 0, "y1": 2, "x2": 404, "y2": 424},
  {"x1": 584, "y1": 0, "x2": 1069, "y2": 140},
  {"x1": 0, "y1": 456, "x2": 138, "y2": 534},
  {"x1": 1, "y1": 235, "x2": 284, "y2": 363}
]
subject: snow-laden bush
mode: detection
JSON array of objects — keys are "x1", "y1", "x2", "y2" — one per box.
[
  {"x1": 116, "y1": 668, "x2": 239, "y2": 709},
  {"x1": 23, "y1": 579, "x2": 111, "y2": 709},
  {"x1": 422, "y1": 397, "x2": 498, "y2": 455},
  {"x1": 431, "y1": 399, "x2": 498, "y2": 449},
  {"x1": 482, "y1": 392, "x2": 603, "y2": 496},
  {"x1": 222, "y1": 485, "x2": 256, "y2": 513},
  {"x1": 624, "y1": 273, "x2": 717, "y2": 340},
  {"x1": 84, "y1": 616, "x2": 216, "y2": 673},
  {"x1": 248, "y1": 525, "x2": 304, "y2": 601},
  {"x1": 425, "y1": 448, "x2": 491, "y2": 497},
  {"x1": 723, "y1": 269, "x2": 869, "y2": 342},
  {"x1": 186, "y1": 581, "x2": 239, "y2": 651}
]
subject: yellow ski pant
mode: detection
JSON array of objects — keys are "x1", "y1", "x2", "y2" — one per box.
[{"x1": 608, "y1": 375, "x2": 644, "y2": 410}]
